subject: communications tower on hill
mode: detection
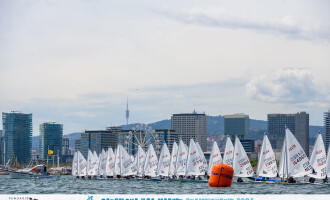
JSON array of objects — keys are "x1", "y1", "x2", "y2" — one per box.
[{"x1": 126, "y1": 97, "x2": 129, "y2": 125}]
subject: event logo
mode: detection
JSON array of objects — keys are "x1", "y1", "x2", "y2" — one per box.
[{"x1": 87, "y1": 196, "x2": 94, "y2": 200}]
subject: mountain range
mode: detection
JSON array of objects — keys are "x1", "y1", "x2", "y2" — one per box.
[{"x1": 32, "y1": 115, "x2": 324, "y2": 152}]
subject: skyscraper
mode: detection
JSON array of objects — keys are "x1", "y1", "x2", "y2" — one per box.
[
  {"x1": 224, "y1": 114, "x2": 253, "y2": 152},
  {"x1": 268, "y1": 112, "x2": 309, "y2": 155},
  {"x1": 324, "y1": 110, "x2": 330, "y2": 151},
  {"x1": 81, "y1": 130, "x2": 117, "y2": 158},
  {"x1": 224, "y1": 113, "x2": 250, "y2": 141},
  {"x1": 1, "y1": 112, "x2": 32, "y2": 164},
  {"x1": 39, "y1": 122, "x2": 63, "y2": 160},
  {"x1": 171, "y1": 112, "x2": 207, "y2": 152}
]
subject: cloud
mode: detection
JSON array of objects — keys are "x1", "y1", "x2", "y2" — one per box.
[
  {"x1": 246, "y1": 68, "x2": 326, "y2": 105},
  {"x1": 165, "y1": 5, "x2": 330, "y2": 41}
]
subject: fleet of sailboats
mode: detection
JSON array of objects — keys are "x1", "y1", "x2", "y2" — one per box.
[{"x1": 72, "y1": 128, "x2": 330, "y2": 183}]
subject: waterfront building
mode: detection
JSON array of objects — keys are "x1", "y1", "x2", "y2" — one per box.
[
  {"x1": 1, "y1": 111, "x2": 32, "y2": 164},
  {"x1": 241, "y1": 139, "x2": 255, "y2": 153},
  {"x1": 224, "y1": 113, "x2": 250, "y2": 141},
  {"x1": 268, "y1": 112, "x2": 309, "y2": 155},
  {"x1": 171, "y1": 112, "x2": 207, "y2": 152},
  {"x1": 39, "y1": 122, "x2": 63, "y2": 160},
  {"x1": 81, "y1": 130, "x2": 117, "y2": 158},
  {"x1": 325, "y1": 110, "x2": 330, "y2": 151},
  {"x1": 75, "y1": 139, "x2": 81, "y2": 152},
  {"x1": 62, "y1": 137, "x2": 70, "y2": 155}
]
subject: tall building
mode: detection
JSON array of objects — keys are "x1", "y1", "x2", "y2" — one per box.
[
  {"x1": 171, "y1": 112, "x2": 207, "y2": 152},
  {"x1": 224, "y1": 114, "x2": 250, "y2": 141},
  {"x1": 81, "y1": 130, "x2": 117, "y2": 158},
  {"x1": 268, "y1": 112, "x2": 309, "y2": 156},
  {"x1": 1, "y1": 112, "x2": 32, "y2": 164},
  {"x1": 39, "y1": 122, "x2": 63, "y2": 160},
  {"x1": 325, "y1": 110, "x2": 330, "y2": 151},
  {"x1": 62, "y1": 137, "x2": 70, "y2": 155}
]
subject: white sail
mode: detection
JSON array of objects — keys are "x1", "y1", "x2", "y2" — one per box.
[
  {"x1": 77, "y1": 151, "x2": 87, "y2": 176},
  {"x1": 105, "y1": 148, "x2": 115, "y2": 176},
  {"x1": 137, "y1": 145, "x2": 146, "y2": 176},
  {"x1": 131, "y1": 154, "x2": 138, "y2": 175},
  {"x1": 93, "y1": 151, "x2": 99, "y2": 175},
  {"x1": 256, "y1": 135, "x2": 278, "y2": 177},
  {"x1": 143, "y1": 144, "x2": 158, "y2": 177},
  {"x1": 327, "y1": 144, "x2": 330, "y2": 177},
  {"x1": 175, "y1": 140, "x2": 188, "y2": 176},
  {"x1": 98, "y1": 149, "x2": 107, "y2": 176},
  {"x1": 169, "y1": 141, "x2": 178, "y2": 176},
  {"x1": 285, "y1": 128, "x2": 312, "y2": 177},
  {"x1": 223, "y1": 136, "x2": 235, "y2": 167},
  {"x1": 157, "y1": 143, "x2": 171, "y2": 176},
  {"x1": 121, "y1": 145, "x2": 134, "y2": 176},
  {"x1": 72, "y1": 152, "x2": 78, "y2": 176},
  {"x1": 278, "y1": 138, "x2": 288, "y2": 179},
  {"x1": 233, "y1": 136, "x2": 254, "y2": 177},
  {"x1": 309, "y1": 133, "x2": 327, "y2": 179},
  {"x1": 114, "y1": 146, "x2": 121, "y2": 176},
  {"x1": 196, "y1": 141, "x2": 208, "y2": 173},
  {"x1": 207, "y1": 141, "x2": 222, "y2": 176},
  {"x1": 87, "y1": 150, "x2": 97, "y2": 176},
  {"x1": 186, "y1": 138, "x2": 205, "y2": 176}
]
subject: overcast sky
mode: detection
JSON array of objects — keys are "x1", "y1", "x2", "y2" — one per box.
[{"x1": 1, "y1": 0, "x2": 330, "y2": 135}]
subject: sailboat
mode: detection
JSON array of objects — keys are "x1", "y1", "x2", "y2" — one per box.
[
  {"x1": 72, "y1": 152, "x2": 78, "y2": 177},
  {"x1": 77, "y1": 151, "x2": 87, "y2": 178},
  {"x1": 137, "y1": 145, "x2": 146, "y2": 177},
  {"x1": 87, "y1": 150, "x2": 97, "y2": 178},
  {"x1": 98, "y1": 149, "x2": 107, "y2": 178},
  {"x1": 233, "y1": 136, "x2": 254, "y2": 180},
  {"x1": 93, "y1": 151, "x2": 99, "y2": 176},
  {"x1": 169, "y1": 141, "x2": 178, "y2": 178},
  {"x1": 157, "y1": 143, "x2": 171, "y2": 178},
  {"x1": 184, "y1": 138, "x2": 206, "y2": 182},
  {"x1": 120, "y1": 145, "x2": 134, "y2": 177},
  {"x1": 309, "y1": 133, "x2": 327, "y2": 180},
  {"x1": 279, "y1": 128, "x2": 312, "y2": 182},
  {"x1": 278, "y1": 138, "x2": 288, "y2": 180},
  {"x1": 114, "y1": 146, "x2": 121, "y2": 178},
  {"x1": 207, "y1": 141, "x2": 222, "y2": 176},
  {"x1": 223, "y1": 136, "x2": 234, "y2": 167},
  {"x1": 143, "y1": 143, "x2": 158, "y2": 178},
  {"x1": 196, "y1": 141, "x2": 208, "y2": 174},
  {"x1": 175, "y1": 139, "x2": 188, "y2": 177},
  {"x1": 105, "y1": 147, "x2": 115, "y2": 178},
  {"x1": 255, "y1": 134, "x2": 278, "y2": 180}
]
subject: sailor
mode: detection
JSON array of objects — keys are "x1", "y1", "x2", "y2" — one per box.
[
  {"x1": 237, "y1": 177, "x2": 243, "y2": 182},
  {"x1": 309, "y1": 177, "x2": 315, "y2": 183},
  {"x1": 288, "y1": 177, "x2": 296, "y2": 183}
]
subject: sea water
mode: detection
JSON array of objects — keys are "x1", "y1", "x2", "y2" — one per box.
[{"x1": 0, "y1": 176, "x2": 329, "y2": 194}]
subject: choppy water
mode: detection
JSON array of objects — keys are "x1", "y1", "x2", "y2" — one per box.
[{"x1": 0, "y1": 175, "x2": 329, "y2": 194}]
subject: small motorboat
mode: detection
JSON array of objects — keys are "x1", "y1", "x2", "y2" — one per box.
[{"x1": 9, "y1": 164, "x2": 60, "y2": 179}]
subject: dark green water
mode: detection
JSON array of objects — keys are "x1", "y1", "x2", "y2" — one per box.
[{"x1": 0, "y1": 175, "x2": 329, "y2": 194}]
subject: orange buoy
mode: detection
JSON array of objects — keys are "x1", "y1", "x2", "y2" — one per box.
[{"x1": 208, "y1": 163, "x2": 234, "y2": 187}]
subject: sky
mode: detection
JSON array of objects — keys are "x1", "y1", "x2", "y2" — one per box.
[{"x1": 1, "y1": 0, "x2": 330, "y2": 135}]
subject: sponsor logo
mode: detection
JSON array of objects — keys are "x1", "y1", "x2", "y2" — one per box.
[{"x1": 289, "y1": 144, "x2": 296, "y2": 151}]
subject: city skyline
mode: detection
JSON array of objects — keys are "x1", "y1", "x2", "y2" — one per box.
[{"x1": 1, "y1": 1, "x2": 329, "y2": 135}]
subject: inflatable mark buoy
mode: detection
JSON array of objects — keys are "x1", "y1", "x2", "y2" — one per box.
[{"x1": 208, "y1": 163, "x2": 234, "y2": 187}]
